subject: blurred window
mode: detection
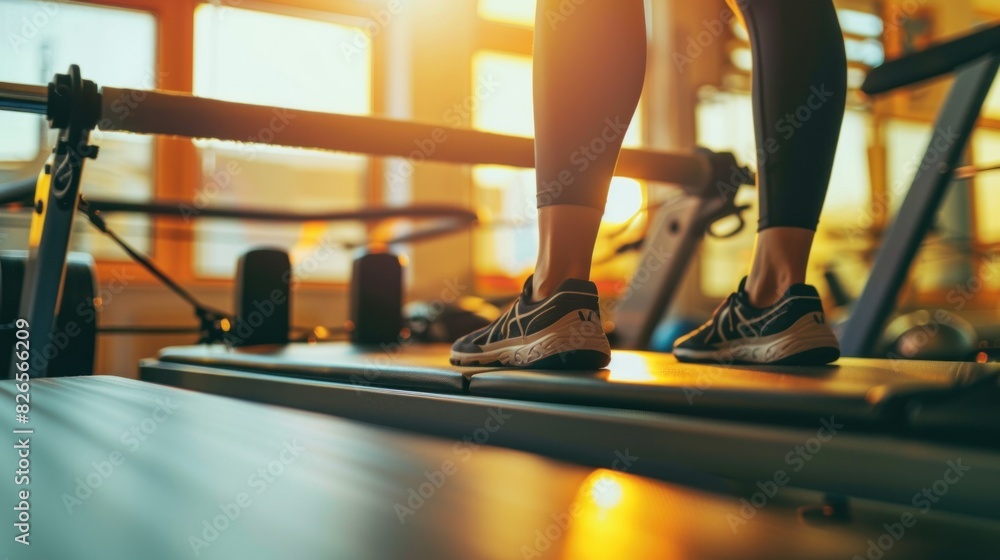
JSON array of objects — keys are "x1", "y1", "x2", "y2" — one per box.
[
  {"x1": 0, "y1": 0, "x2": 156, "y2": 258},
  {"x1": 192, "y1": 5, "x2": 373, "y2": 281}
]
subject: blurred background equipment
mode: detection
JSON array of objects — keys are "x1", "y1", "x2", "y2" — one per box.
[
  {"x1": 232, "y1": 247, "x2": 292, "y2": 347},
  {"x1": 879, "y1": 309, "x2": 980, "y2": 361},
  {"x1": 0, "y1": 251, "x2": 97, "y2": 376},
  {"x1": 349, "y1": 251, "x2": 403, "y2": 345}
]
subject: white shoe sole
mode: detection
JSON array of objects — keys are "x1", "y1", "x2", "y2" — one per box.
[
  {"x1": 673, "y1": 313, "x2": 840, "y2": 365},
  {"x1": 451, "y1": 312, "x2": 611, "y2": 368}
]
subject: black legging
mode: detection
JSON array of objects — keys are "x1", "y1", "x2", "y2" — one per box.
[
  {"x1": 534, "y1": 0, "x2": 847, "y2": 232},
  {"x1": 731, "y1": 0, "x2": 847, "y2": 230}
]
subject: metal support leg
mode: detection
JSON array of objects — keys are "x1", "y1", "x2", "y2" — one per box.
[{"x1": 8, "y1": 66, "x2": 100, "y2": 378}]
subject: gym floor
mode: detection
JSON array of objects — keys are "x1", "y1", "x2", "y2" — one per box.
[{"x1": 2, "y1": 1, "x2": 1000, "y2": 559}]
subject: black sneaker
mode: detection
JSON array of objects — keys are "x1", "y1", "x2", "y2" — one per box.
[
  {"x1": 673, "y1": 278, "x2": 840, "y2": 365},
  {"x1": 450, "y1": 276, "x2": 612, "y2": 368}
]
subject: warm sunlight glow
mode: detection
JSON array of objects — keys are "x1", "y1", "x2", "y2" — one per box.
[
  {"x1": 478, "y1": 0, "x2": 536, "y2": 27},
  {"x1": 590, "y1": 475, "x2": 624, "y2": 510},
  {"x1": 195, "y1": 5, "x2": 371, "y2": 114},
  {"x1": 471, "y1": 48, "x2": 644, "y2": 144},
  {"x1": 292, "y1": 221, "x2": 330, "y2": 264},
  {"x1": 603, "y1": 353, "x2": 656, "y2": 383},
  {"x1": 603, "y1": 178, "x2": 644, "y2": 224},
  {"x1": 473, "y1": 165, "x2": 538, "y2": 276},
  {"x1": 559, "y1": 470, "x2": 687, "y2": 559},
  {"x1": 731, "y1": 47, "x2": 752, "y2": 72},
  {"x1": 192, "y1": 5, "x2": 370, "y2": 281},
  {"x1": 473, "y1": 51, "x2": 535, "y2": 137}
]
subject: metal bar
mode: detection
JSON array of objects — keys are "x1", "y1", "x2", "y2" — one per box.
[
  {"x1": 841, "y1": 54, "x2": 1000, "y2": 357},
  {"x1": 85, "y1": 199, "x2": 478, "y2": 223},
  {"x1": 10, "y1": 67, "x2": 98, "y2": 379},
  {"x1": 862, "y1": 23, "x2": 1000, "y2": 95},
  {"x1": 0, "y1": 79, "x2": 713, "y2": 185},
  {"x1": 99, "y1": 87, "x2": 710, "y2": 185},
  {"x1": 0, "y1": 81, "x2": 48, "y2": 115},
  {"x1": 16, "y1": 163, "x2": 86, "y2": 378}
]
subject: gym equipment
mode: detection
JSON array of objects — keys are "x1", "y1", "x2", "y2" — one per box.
[
  {"x1": 404, "y1": 297, "x2": 501, "y2": 343},
  {"x1": 350, "y1": 251, "x2": 403, "y2": 345},
  {"x1": 0, "y1": 160, "x2": 478, "y2": 368},
  {"x1": 0, "y1": 177, "x2": 35, "y2": 206},
  {"x1": 0, "y1": 79, "x2": 722, "y2": 184},
  {"x1": 3, "y1": 67, "x2": 101, "y2": 377},
  {"x1": 613, "y1": 149, "x2": 751, "y2": 350},
  {"x1": 231, "y1": 248, "x2": 292, "y2": 347},
  {"x1": 5, "y1": 375, "x2": 999, "y2": 559},
  {"x1": 0, "y1": 65, "x2": 751, "y2": 377},
  {"x1": 861, "y1": 23, "x2": 1000, "y2": 95},
  {"x1": 139, "y1": 343, "x2": 1000, "y2": 518},
  {"x1": 880, "y1": 309, "x2": 979, "y2": 362},
  {"x1": 81, "y1": 198, "x2": 480, "y2": 224},
  {"x1": 824, "y1": 266, "x2": 982, "y2": 362},
  {"x1": 840, "y1": 22, "x2": 1000, "y2": 356},
  {"x1": 0, "y1": 251, "x2": 97, "y2": 376},
  {"x1": 147, "y1": 342, "x2": 999, "y2": 432}
]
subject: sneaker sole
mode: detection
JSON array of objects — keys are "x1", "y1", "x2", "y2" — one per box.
[
  {"x1": 450, "y1": 313, "x2": 612, "y2": 369},
  {"x1": 674, "y1": 313, "x2": 840, "y2": 366}
]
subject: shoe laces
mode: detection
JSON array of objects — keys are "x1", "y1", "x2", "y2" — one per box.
[
  {"x1": 711, "y1": 294, "x2": 735, "y2": 341},
  {"x1": 714, "y1": 292, "x2": 753, "y2": 341}
]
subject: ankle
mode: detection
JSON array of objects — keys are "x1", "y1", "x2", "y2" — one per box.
[
  {"x1": 746, "y1": 228, "x2": 814, "y2": 307},
  {"x1": 532, "y1": 270, "x2": 588, "y2": 302},
  {"x1": 744, "y1": 271, "x2": 801, "y2": 308}
]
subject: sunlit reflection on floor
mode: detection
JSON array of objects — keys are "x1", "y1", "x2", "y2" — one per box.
[{"x1": 559, "y1": 470, "x2": 686, "y2": 560}]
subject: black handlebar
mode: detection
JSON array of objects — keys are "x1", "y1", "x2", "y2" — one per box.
[{"x1": 862, "y1": 22, "x2": 1000, "y2": 95}]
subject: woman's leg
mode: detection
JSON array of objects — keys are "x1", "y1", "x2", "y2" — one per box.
[
  {"x1": 674, "y1": 0, "x2": 846, "y2": 364},
  {"x1": 531, "y1": 0, "x2": 647, "y2": 301},
  {"x1": 733, "y1": 0, "x2": 848, "y2": 307},
  {"x1": 451, "y1": 0, "x2": 646, "y2": 368}
]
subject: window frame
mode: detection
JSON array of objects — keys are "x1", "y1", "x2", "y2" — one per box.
[{"x1": 33, "y1": 0, "x2": 387, "y2": 289}]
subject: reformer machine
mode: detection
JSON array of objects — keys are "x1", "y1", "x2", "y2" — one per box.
[{"x1": 0, "y1": 65, "x2": 751, "y2": 377}]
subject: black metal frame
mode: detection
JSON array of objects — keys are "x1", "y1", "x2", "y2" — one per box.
[
  {"x1": 6, "y1": 66, "x2": 102, "y2": 378},
  {"x1": 841, "y1": 54, "x2": 1000, "y2": 357}
]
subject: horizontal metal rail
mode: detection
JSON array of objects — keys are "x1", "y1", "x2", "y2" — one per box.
[{"x1": 0, "y1": 79, "x2": 714, "y2": 186}]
